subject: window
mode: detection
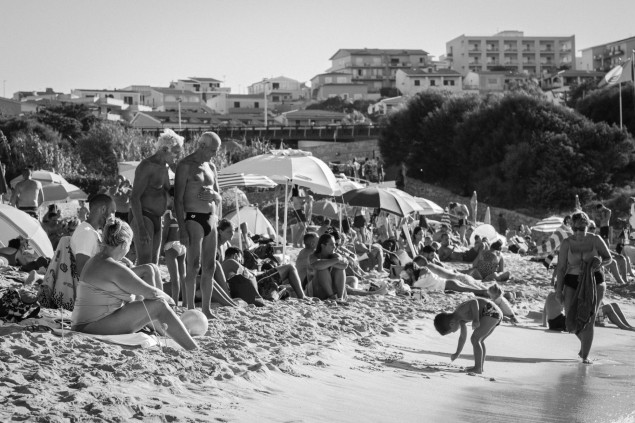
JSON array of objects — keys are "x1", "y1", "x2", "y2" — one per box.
[
  {"x1": 272, "y1": 96, "x2": 279, "y2": 102},
  {"x1": 254, "y1": 102, "x2": 259, "y2": 108},
  {"x1": 124, "y1": 96, "x2": 133, "y2": 105},
  {"x1": 443, "y1": 80, "x2": 455, "y2": 86},
  {"x1": 419, "y1": 57, "x2": 424, "y2": 63},
  {"x1": 234, "y1": 102, "x2": 240, "y2": 108},
  {"x1": 193, "y1": 84, "x2": 200, "y2": 92},
  {"x1": 414, "y1": 80, "x2": 420, "y2": 86},
  {"x1": 272, "y1": 83, "x2": 280, "y2": 89},
  {"x1": 357, "y1": 69, "x2": 363, "y2": 76},
  {"x1": 430, "y1": 80, "x2": 436, "y2": 86},
  {"x1": 325, "y1": 77, "x2": 333, "y2": 83}
]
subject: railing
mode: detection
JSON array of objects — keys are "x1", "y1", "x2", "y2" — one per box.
[{"x1": 138, "y1": 125, "x2": 386, "y2": 142}]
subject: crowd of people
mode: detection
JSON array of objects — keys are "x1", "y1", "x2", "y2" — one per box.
[{"x1": 1, "y1": 129, "x2": 633, "y2": 366}]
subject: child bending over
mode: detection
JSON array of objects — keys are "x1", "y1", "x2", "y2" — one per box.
[{"x1": 434, "y1": 298, "x2": 502, "y2": 374}]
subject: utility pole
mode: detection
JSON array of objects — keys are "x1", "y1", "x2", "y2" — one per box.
[{"x1": 263, "y1": 78, "x2": 269, "y2": 128}]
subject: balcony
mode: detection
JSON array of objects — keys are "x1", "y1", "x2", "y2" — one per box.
[
  {"x1": 609, "y1": 48, "x2": 624, "y2": 57},
  {"x1": 486, "y1": 46, "x2": 500, "y2": 52},
  {"x1": 503, "y1": 46, "x2": 517, "y2": 52},
  {"x1": 468, "y1": 48, "x2": 481, "y2": 52},
  {"x1": 504, "y1": 61, "x2": 519, "y2": 66}
]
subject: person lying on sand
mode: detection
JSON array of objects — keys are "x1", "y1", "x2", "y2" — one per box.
[
  {"x1": 71, "y1": 218, "x2": 197, "y2": 350},
  {"x1": 400, "y1": 257, "x2": 488, "y2": 296},
  {"x1": 434, "y1": 297, "x2": 502, "y2": 374}
]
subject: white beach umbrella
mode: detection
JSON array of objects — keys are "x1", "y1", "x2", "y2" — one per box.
[
  {"x1": 413, "y1": 197, "x2": 444, "y2": 215},
  {"x1": 0, "y1": 204, "x2": 54, "y2": 258},
  {"x1": 10, "y1": 170, "x2": 69, "y2": 188},
  {"x1": 217, "y1": 173, "x2": 277, "y2": 249},
  {"x1": 220, "y1": 150, "x2": 339, "y2": 258},
  {"x1": 484, "y1": 207, "x2": 491, "y2": 225},
  {"x1": 42, "y1": 182, "x2": 88, "y2": 202},
  {"x1": 333, "y1": 177, "x2": 366, "y2": 196}
]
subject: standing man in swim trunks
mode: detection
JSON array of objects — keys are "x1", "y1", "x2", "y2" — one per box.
[
  {"x1": 175, "y1": 132, "x2": 222, "y2": 318},
  {"x1": 449, "y1": 202, "x2": 470, "y2": 246},
  {"x1": 10, "y1": 166, "x2": 44, "y2": 219},
  {"x1": 595, "y1": 203, "x2": 611, "y2": 245},
  {"x1": 130, "y1": 128, "x2": 184, "y2": 265}
]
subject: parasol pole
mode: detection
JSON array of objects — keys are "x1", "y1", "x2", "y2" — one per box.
[
  {"x1": 275, "y1": 197, "x2": 279, "y2": 245},
  {"x1": 235, "y1": 190, "x2": 242, "y2": 251},
  {"x1": 339, "y1": 206, "x2": 342, "y2": 233},
  {"x1": 283, "y1": 179, "x2": 289, "y2": 261}
]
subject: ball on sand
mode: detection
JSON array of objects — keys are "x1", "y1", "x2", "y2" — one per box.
[{"x1": 180, "y1": 310, "x2": 208, "y2": 336}]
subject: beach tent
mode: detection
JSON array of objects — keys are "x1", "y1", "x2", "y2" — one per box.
[
  {"x1": 0, "y1": 204, "x2": 54, "y2": 258},
  {"x1": 224, "y1": 206, "x2": 276, "y2": 239},
  {"x1": 532, "y1": 216, "x2": 564, "y2": 233}
]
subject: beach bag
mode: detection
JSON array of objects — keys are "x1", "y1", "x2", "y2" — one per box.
[
  {"x1": 257, "y1": 270, "x2": 280, "y2": 301},
  {"x1": 0, "y1": 286, "x2": 41, "y2": 323}
]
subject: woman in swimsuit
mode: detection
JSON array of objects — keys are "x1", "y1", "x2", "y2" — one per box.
[
  {"x1": 555, "y1": 211, "x2": 612, "y2": 363},
  {"x1": 71, "y1": 218, "x2": 197, "y2": 350},
  {"x1": 434, "y1": 298, "x2": 502, "y2": 374}
]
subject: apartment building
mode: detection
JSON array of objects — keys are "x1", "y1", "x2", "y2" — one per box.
[
  {"x1": 207, "y1": 93, "x2": 263, "y2": 115},
  {"x1": 327, "y1": 48, "x2": 430, "y2": 94},
  {"x1": 170, "y1": 77, "x2": 230, "y2": 101},
  {"x1": 248, "y1": 76, "x2": 305, "y2": 101},
  {"x1": 395, "y1": 68, "x2": 463, "y2": 95},
  {"x1": 446, "y1": 31, "x2": 575, "y2": 76},
  {"x1": 71, "y1": 88, "x2": 142, "y2": 106},
  {"x1": 579, "y1": 36, "x2": 635, "y2": 72}
]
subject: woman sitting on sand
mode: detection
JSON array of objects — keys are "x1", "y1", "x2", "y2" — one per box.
[
  {"x1": 71, "y1": 218, "x2": 197, "y2": 350},
  {"x1": 595, "y1": 301, "x2": 635, "y2": 331},
  {"x1": 469, "y1": 240, "x2": 511, "y2": 282}
]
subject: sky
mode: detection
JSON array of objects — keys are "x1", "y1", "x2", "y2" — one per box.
[{"x1": 1, "y1": 0, "x2": 635, "y2": 97}]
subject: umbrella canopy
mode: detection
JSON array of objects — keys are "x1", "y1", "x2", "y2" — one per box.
[
  {"x1": 341, "y1": 187, "x2": 419, "y2": 217},
  {"x1": 42, "y1": 182, "x2": 88, "y2": 202},
  {"x1": 312, "y1": 200, "x2": 340, "y2": 220},
  {"x1": 333, "y1": 177, "x2": 365, "y2": 196},
  {"x1": 413, "y1": 196, "x2": 444, "y2": 215},
  {"x1": 10, "y1": 170, "x2": 69, "y2": 188},
  {"x1": 0, "y1": 204, "x2": 54, "y2": 258},
  {"x1": 118, "y1": 161, "x2": 175, "y2": 186},
  {"x1": 532, "y1": 216, "x2": 564, "y2": 233},
  {"x1": 224, "y1": 206, "x2": 276, "y2": 238},
  {"x1": 384, "y1": 188, "x2": 424, "y2": 212},
  {"x1": 219, "y1": 149, "x2": 338, "y2": 195},
  {"x1": 217, "y1": 173, "x2": 277, "y2": 190}
]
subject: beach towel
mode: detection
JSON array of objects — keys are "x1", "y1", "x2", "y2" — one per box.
[
  {"x1": 38, "y1": 236, "x2": 79, "y2": 311},
  {"x1": 51, "y1": 329, "x2": 159, "y2": 348},
  {"x1": 565, "y1": 256, "x2": 599, "y2": 334}
]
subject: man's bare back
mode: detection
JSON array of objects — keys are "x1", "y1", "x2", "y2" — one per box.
[{"x1": 12, "y1": 179, "x2": 42, "y2": 208}]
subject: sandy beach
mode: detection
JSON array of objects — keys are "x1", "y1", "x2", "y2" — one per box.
[{"x1": 1, "y1": 250, "x2": 634, "y2": 422}]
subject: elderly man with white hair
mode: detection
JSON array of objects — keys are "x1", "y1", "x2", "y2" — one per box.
[{"x1": 130, "y1": 128, "x2": 184, "y2": 265}]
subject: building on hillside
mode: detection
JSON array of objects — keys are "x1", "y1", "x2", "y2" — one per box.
[
  {"x1": 395, "y1": 68, "x2": 463, "y2": 95},
  {"x1": 0, "y1": 97, "x2": 21, "y2": 116},
  {"x1": 327, "y1": 48, "x2": 430, "y2": 95},
  {"x1": 578, "y1": 36, "x2": 635, "y2": 72},
  {"x1": 446, "y1": 31, "x2": 575, "y2": 76},
  {"x1": 147, "y1": 87, "x2": 202, "y2": 112},
  {"x1": 12, "y1": 88, "x2": 63, "y2": 102},
  {"x1": 170, "y1": 77, "x2": 230, "y2": 101},
  {"x1": 71, "y1": 89, "x2": 142, "y2": 106},
  {"x1": 540, "y1": 70, "x2": 605, "y2": 103},
  {"x1": 274, "y1": 109, "x2": 346, "y2": 126},
  {"x1": 207, "y1": 93, "x2": 264, "y2": 115},
  {"x1": 367, "y1": 96, "x2": 406, "y2": 116},
  {"x1": 463, "y1": 71, "x2": 536, "y2": 92},
  {"x1": 310, "y1": 72, "x2": 371, "y2": 101},
  {"x1": 248, "y1": 76, "x2": 305, "y2": 101}
]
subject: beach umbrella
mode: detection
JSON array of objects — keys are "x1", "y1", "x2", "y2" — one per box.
[
  {"x1": 413, "y1": 196, "x2": 444, "y2": 215},
  {"x1": 217, "y1": 173, "x2": 277, "y2": 249},
  {"x1": 118, "y1": 161, "x2": 175, "y2": 186},
  {"x1": 484, "y1": 207, "x2": 491, "y2": 225},
  {"x1": 574, "y1": 195, "x2": 581, "y2": 211},
  {"x1": 10, "y1": 170, "x2": 68, "y2": 188},
  {"x1": 312, "y1": 200, "x2": 341, "y2": 221},
  {"x1": 441, "y1": 211, "x2": 452, "y2": 227},
  {"x1": 42, "y1": 182, "x2": 88, "y2": 202},
  {"x1": 470, "y1": 191, "x2": 478, "y2": 223},
  {"x1": 333, "y1": 177, "x2": 365, "y2": 196},
  {"x1": 0, "y1": 204, "x2": 54, "y2": 258},
  {"x1": 341, "y1": 187, "x2": 419, "y2": 217},
  {"x1": 532, "y1": 216, "x2": 564, "y2": 233},
  {"x1": 220, "y1": 149, "x2": 338, "y2": 258}
]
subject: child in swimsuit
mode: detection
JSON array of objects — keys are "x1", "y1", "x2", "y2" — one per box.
[{"x1": 434, "y1": 298, "x2": 502, "y2": 374}]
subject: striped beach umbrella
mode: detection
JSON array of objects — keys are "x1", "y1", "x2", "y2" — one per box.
[
  {"x1": 217, "y1": 173, "x2": 277, "y2": 190},
  {"x1": 532, "y1": 216, "x2": 564, "y2": 233},
  {"x1": 441, "y1": 211, "x2": 452, "y2": 227}
]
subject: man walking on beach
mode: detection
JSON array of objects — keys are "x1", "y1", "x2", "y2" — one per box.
[
  {"x1": 596, "y1": 203, "x2": 611, "y2": 244},
  {"x1": 10, "y1": 166, "x2": 43, "y2": 218},
  {"x1": 175, "y1": 132, "x2": 222, "y2": 318},
  {"x1": 130, "y1": 129, "x2": 183, "y2": 265}
]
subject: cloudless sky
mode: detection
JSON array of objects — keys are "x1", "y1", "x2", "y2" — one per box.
[{"x1": 1, "y1": 0, "x2": 634, "y2": 97}]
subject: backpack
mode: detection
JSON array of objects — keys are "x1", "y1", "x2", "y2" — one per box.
[{"x1": 242, "y1": 249, "x2": 261, "y2": 271}]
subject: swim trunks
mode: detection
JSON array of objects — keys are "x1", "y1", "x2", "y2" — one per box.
[
  {"x1": 480, "y1": 301, "x2": 503, "y2": 324},
  {"x1": 294, "y1": 209, "x2": 307, "y2": 223},
  {"x1": 18, "y1": 206, "x2": 38, "y2": 218},
  {"x1": 563, "y1": 271, "x2": 604, "y2": 289},
  {"x1": 185, "y1": 212, "x2": 213, "y2": 237},
  {"x1": 547, "y1": 314, "x2": 566, "y2": 331},
  {"x1": 129, "y1": 209, "x2": 162, "y2": 236},
  {"x1": 458, "y1": 218, "x2": 467, "y2": 226}
]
